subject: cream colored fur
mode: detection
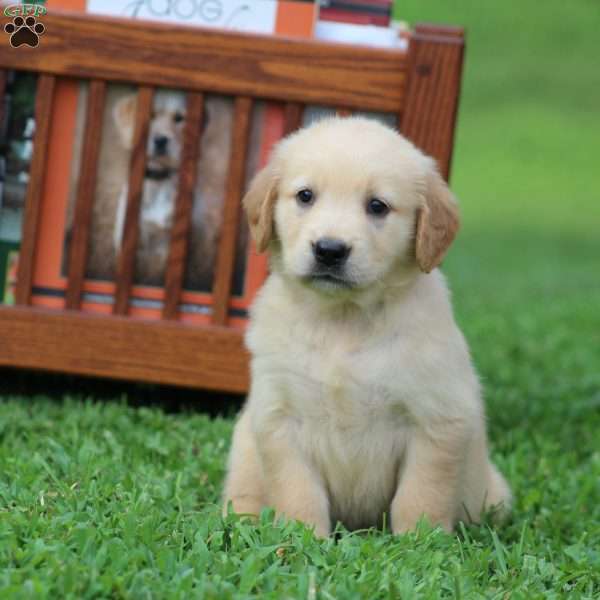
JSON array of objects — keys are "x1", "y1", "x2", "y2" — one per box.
[{"x1": 223, "y1": 117, "x2": 511, "y2": 536}]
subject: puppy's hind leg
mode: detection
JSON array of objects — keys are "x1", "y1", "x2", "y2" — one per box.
[{"x1": 222, "y1": 408, "x2": 265, "y2": 517}]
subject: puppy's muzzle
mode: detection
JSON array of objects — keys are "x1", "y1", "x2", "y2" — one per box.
[{"x1": 312, "y1": 238, "x2": 352, "y2": 268}]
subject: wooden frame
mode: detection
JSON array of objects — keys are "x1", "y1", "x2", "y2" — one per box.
[{"x1": 0, "y1": 13, "x2": 464, "y2": 393}]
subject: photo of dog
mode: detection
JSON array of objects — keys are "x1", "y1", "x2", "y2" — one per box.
[
  {"x1": 112, "y1": 90, "x2": 231, "y2": 290},
  {"x1": 64, "y1": 85, "x2": 254, "y2": 296},
  {"x1": 112, "y1": 89, "x2": 185, "y2": 287},
  {"x1": 223, "y1": 117, "x2": 511, "y2": 536}
]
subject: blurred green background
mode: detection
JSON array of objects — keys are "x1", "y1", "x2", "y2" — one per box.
[{"x1": 396, "y1": 0, "x2": 600, "y2": 234}]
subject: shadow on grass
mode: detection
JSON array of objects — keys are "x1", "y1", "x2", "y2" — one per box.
[{"x1": 0, "y1": 367, "x2": 245, "y2": 417}]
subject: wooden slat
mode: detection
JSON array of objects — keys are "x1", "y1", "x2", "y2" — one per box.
[
  {"x1": 66, "y1": 79, "x2": 107, "y2": 309},
  {"x1": 0, "y1": 306, "x2": 249, "y2": 393},
  {"x1": 283, "y1": 102, "x2": 303, "y2": 135},
  {"x1": 0, "y1": 12, "x2": 408, "y2": 113},
  {"x1": 401, "y1": 29, "x2": 465, "y2": 180},
  {"x1": 15, "y1": 75, "x2": 55, "y2": 305},
  {"x1": 162, "y1": 92, "x2": 204, "y2": 320},
  {"x1": 113, "y1": 86, "x2": 154, "y2": 315},
  {"x1": 211, "y1": 96, "x2": 252, "y2": 326}
]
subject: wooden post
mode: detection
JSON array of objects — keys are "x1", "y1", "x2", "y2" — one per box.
[
  {"x1": 402, "y1": 24, "x2": 465, "y2": 181},
  {"x1": 113, "y1": 86, "x2": 154, "y2": 315},
  {"x1": 211, "y1": 96, "x2": 252, "y2": 326},
  {"x1": 162, "y1": 92, "x2": 205, "y2": 320},
  {"x1": 15, "y1": 75, "x2": 56, "y2": 305},
  {"x1": 66, "y1": 80, "x2": 107, "y2": 309}
]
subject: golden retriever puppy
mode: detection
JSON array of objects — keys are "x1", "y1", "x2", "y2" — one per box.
[{"x1": 223, "y1": 117, "x2": 511, "y2": 536}]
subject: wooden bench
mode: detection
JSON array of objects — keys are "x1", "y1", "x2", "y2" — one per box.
[{"x1": 0, "y1": 11, "x2": 464, "y2": 394}]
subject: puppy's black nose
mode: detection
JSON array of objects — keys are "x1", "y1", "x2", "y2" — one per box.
[
  {"x1": 313, "y1": 238, "x2": 351, "y2": 267},
  {"x1": 154, "y1": 135, "x2": 169, "y2": 154}
]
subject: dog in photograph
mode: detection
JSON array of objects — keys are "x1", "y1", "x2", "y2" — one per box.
[
  {"x1": 113, "y1": 92, "x2": 234, "y2": 290},
  {"x1": 113, "y1": 89, "x2": 186, "y2": 286},
  {"x1": 223, "y1": 117, "x2": 511, "y2": 536}
]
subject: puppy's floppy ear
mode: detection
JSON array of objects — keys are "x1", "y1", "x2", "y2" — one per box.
[
  {"x1": 242, "y1": 163, "x2": 278, "y2": 253},
  {"x1": 113, "y1": 93, "x2": 138, "y2": 150},
  {"x1": 415, "y1": 164, "x2": 460, "y2": 273}
]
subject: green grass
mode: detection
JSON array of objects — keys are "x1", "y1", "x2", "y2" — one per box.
[{"x1": 1, "y1": 1, "x2": 600, "y2": 597}]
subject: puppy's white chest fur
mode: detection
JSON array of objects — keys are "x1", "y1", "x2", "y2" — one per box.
[
  {"x1": 248, "y1": 279, "x2": 418, "y2": 528},
  {"x1": 142, "y1": 181, "x2": 175, "y2": 227},
  {"x1": 113, "y1": 180, "x2": 175, "y2": 253},
  {"x1": 296, "y1": 350, "x2": 409, "y2": 529}
]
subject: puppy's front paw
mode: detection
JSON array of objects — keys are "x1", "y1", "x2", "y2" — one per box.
[
  {"x1": 392, "y1": 516, "x2": 454, "y2": 535},
  {"x1": 274, "y1": 509, "x2": 331, "y2": 538},
  {"x1": 391, "y1": 493, "x2": 454, "y2": 535},
  {"x1": 222, "y1": 495, "x2": 264, "y2": 519},
  {"x1": 308, "y1": 519, "x2": 331, "y2": 539}
]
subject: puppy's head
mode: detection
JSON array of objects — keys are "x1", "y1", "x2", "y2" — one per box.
[
  {"x1": 113, "y1": 90, "x2": 187, "y2": 181},
  {"x1": 243, "y1": 117, "x2": 459, "y2": 295}
]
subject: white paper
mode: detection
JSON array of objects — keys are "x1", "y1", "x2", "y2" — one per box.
[
  {"x1": 86, "y1": 0, "x2": 278, "y2": 33},
  {"x1": 315, "y1": 20, "x2": 408, "y2": 50}
]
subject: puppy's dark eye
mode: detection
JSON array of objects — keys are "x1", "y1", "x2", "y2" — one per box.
[
  {"x1": 296, "y1": 188, "x2": 315, "y2": 206},
  {"x1": 173, "y1": 112, "x2": 185, "y2": 123},
  {"x1": 366, "y1": 198, "x2": 390, "y2": 217}
]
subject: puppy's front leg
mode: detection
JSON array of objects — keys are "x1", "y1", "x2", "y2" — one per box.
[
  {"x1": 258, "y1": 424, "x2": 331, "y2": 538},
  {"x1": 391, "y1": 426, "x2": 468, "y2": 534},
  {"x1": 223, "y1": 408, "x2": 266, "y2": 517}
]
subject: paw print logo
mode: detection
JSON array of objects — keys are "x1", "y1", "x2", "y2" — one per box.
[{"x1": 4, "y1": 15, "x2": 45, "y2": 48}]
